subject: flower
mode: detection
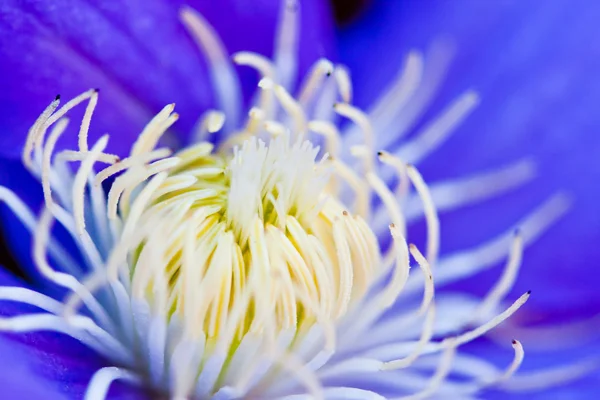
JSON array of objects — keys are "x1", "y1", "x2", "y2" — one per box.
[{"x1": 0, "y1": 1, "x2": 597, "y2": 399}]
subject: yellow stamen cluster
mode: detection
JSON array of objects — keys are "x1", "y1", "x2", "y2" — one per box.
[{"x1": 117, "y1": 133, "x2": 380, "y2": 344}]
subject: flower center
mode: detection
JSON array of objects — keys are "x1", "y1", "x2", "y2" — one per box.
[{"x1": 124, "y1": 133, "x2": 380, "y2": 346}]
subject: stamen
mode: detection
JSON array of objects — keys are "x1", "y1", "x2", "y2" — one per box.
[
  {"x1": 273, "y1": 0, "x2": 300, "y2": 90},
  {"x1": 492, "y1": 314, "x2": 600, "y2": 351},
  {"x1": 107, "y1": 157, "x2": 181, "y2": 219},
  {"x1": 406, "y1": 165, "x2": 440, "y2": 268},
  {"x1": 501, "y1": 358, "x2": 600, "y2": 392},
  {"x1": 376, "y1": 224, "x2": 410, "y2": 304},
  {"x1": 78, "y1": 89, "x2": 99, "y2": 153},
  {"x1": 378, "y1": 150, "x2": 410, "y2": 198},
  {"x1": 180, "y1": 6, "x2": 242, "y2": 126},
  {"x1": 308, "y1": 120, "x2": 340, "y2": 157},
  {"x1": 72, "y1": 135, "x2": 110, "y2": 236},
  {"x1": 233, "y1": 52, "x2": 276, "y2": 79},
  {"x1": 0, "y1": 187, "x2": 78, "y2": 272},
  {"x1": 334, "y1": 65, "x2": 352, "y2": 103},
  {"x1": 368, "y1": 172, "x2": 407, "y2": 238},
  {"x1": 368, "y1": 52, "x2": 423, "y2": 135},
  {"x1": 57, "y1": 150, "x2": 119, "y2": 165},
  {"x1": 35, "y1": 209, "x2": 112, "y2": 329},
  {"x1": 420, "y1": 194, "x2": 570, "y2": 291},
  {"x1": 403, "y1": 159, "x2": 537, "y2": 221},
  {"x1": 297, "y1": 59, "x2": 334, "y2": 106},
  {"x1": 131, "y1": 103, "x2": 178, "y2": 157},
  {"x1": 438, "y1": 291, "x2": 530, "y2": 349},
  {"x1": 330, "y1": 158, "x2": 369, "y2": 216},
  {"x1": 270, "y1": 81, "x2": 308, "y2": 135},
  {"x1": 23, "y1": 94, "x2": 60, "y2": 169},
  {"x1": 374, "y1": 41, "x2": 454, "y2": 148},
  {"x1": 409, "y1": 244, "x2": 435, "y2": 315},
  {"x1": 30, "y1": 90, "x2": 96, "y2": 168},
  {"x1": 396, "y1": 91, "x2": 479, "y2": 165},
  {"x1": 94, "y1": 148, "x2": 173, "y2": 186},
  {"x1": 85, "y1": 367, "x2": 141, "y2": 400},
  {"x1": 382, "y1": 305, "x2": 436, "y2": 370},
  {"x1": 0, "y1": 287, "x2": 64, "y2": 314},
  {"x1": 396, "y1": 337, "x2": 457, "y2": 400},
  {"x1": 234, "y1": 52, "x2": 277, "y2": 118},
  {"x1": 191, "y1": 109, "x2": 226, "y2": 143},
  {"x1": 44, "y1": 89, "x2": 97, "y2": 130},
  {"x1": 496, "y1": 340, "x2": 525, "y2": 385},
  {"x1": 42, "y1": 118, "x2": 70, "y2": 209},
  {"x1": 468, "y1": 231, "x2": 523, "y2": 324},
  {"x1": 334, "y1": 102, "x2": 375, "y2": 161}
]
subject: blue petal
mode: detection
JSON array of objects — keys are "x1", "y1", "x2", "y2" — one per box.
[
  {"x1": 338, "y1": 1, "x2": 600, "y2": 313},
  {"x1": 0, "y1": 0, "x2": 335, "y2": 158},
  {"x1": 0, "y1": 268, "x2": 147, "y2": 399}
]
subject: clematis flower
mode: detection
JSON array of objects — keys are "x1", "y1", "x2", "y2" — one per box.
[{"x1": 0, "y1": 1, "x2": 598, "y2": 399}]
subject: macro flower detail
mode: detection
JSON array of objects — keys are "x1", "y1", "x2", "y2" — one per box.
[{"x1": 0, "y1": 2, "x2": 585, "y2": 399}]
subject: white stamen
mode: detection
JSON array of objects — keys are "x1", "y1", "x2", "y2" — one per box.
[
  {"x1": 469, "y1": 231, "x2": 523, "y2": 324},
  {"x1": 378, "y1": 150, "x2": 410, "y2": 199},
  {"x1": 375, "y1": 41, "x2": 455, "y2": 147},
  {"x1": 23, "y1": 95, "x2": 60, "y2": 169},
  {"x1": 334, "y1": 102, "x2": 375, "y2": 162},
  {"x1": 57, "y1": 150, "x2": 119, "y2": 165},
  {"x1": 501, "y1": 358, "x2": 600, "y2": 392},
  {"x1": 94, "y1": 148, "x2": 172, "y2": 186},
  {"x1": 382, "y1": 305, "x2": 436, "y2": 370},
  {"x1": 368, "y1": 52, "x2": 423, "y2": 134},
  {"x1": 78, "y1": 89, "x2": 99, "y2": 152},
  {"x1": 180, "y1": 6, "x2": 242, "y2": 127},
  {"x1": 397, "y1": 91, "x2": 480, "y2": 165},
  {"x1": 72, "y1": 135, "x2": 110, "y2": 237},
  {"x1": 408, "y1": 245, "x2": 435, "y2": 317},
  {"x1": 403, "y1": 158, "x2": 537, "y2": 221},
  {"x1": 274, "y1": 0, "x2": 300, "y2": 90},
  {"x1": 85, "y1": 367, "x2": 141, "y2": 400},
  {"x1": 334, "y1": 65, "x2": 352, "y2": 104},
  {"x1": 191, "y1": 110, "x2": 226, "y2": 143},
  {"x1": 308, "y1": 120, "x2": 340, "y2": 157},
  {"x1": 297, "y1": 59, "x2": 334, "y2": 106},
  {"x1": 406, "y1": 165, "x2": 440, "y2": 268},
  {"x1": 396, "y1": 338, "x2": 457, "y2": 400},
  {"x1": 441, "y1": 292, "x2": 530, "y2": 349},
  {"x1": 42, "y1": 117, "x2": 70, "y2": 209}
]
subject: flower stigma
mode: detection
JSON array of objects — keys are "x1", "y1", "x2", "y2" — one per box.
[{"x1": 0, "y1": 2, "x2": 581, "y2": 400}]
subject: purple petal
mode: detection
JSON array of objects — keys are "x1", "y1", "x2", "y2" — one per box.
[
  {"x1": 338, "y1": 1, "x2": 600, "y2": 314},
  {"x1": 0, "y1": 268, "x2": 148, "y2": 399},
  {"x1": 0, "y1": 0, "x2": 335, "y2": 158}
]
